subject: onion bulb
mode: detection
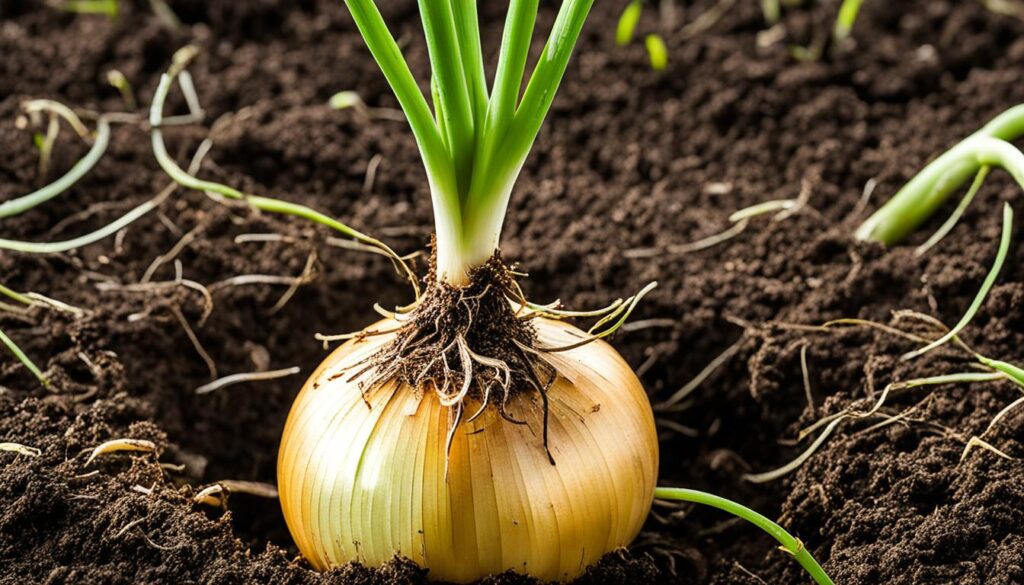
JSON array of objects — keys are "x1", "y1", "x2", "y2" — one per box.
[{"x1": 278, "y1": 317, "x2": 658, "y2": 582}]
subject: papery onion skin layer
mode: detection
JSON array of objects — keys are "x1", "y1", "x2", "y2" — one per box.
[{"x1": 278, "y1": 317, "x2": 659, "y2": 583}]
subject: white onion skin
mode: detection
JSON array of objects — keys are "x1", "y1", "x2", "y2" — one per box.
[{"x1": 278, "y1": 317, "x2": 658, "y2": 583}]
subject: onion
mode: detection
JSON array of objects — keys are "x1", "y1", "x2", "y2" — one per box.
[{"x1": 278, "y1": 317, "x2": 658, "y2": 582}]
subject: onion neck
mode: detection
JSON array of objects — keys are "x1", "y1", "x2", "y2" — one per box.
[{"x1": 432, "y1": 175, "x2": 516, "y2": 287}]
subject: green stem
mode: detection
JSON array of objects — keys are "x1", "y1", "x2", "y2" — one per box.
[
  {"x1": 856, "y1": 104, "x2": 1024, "y2": 244},
  {"x1": 0, "y1": 327, "x2": 49, "y2": 388},
  {"x1": 902, "y1": 203, "x2": 1013, "y2": 360},
  {"x1": 459, "y1": 0, "x2": 594, "y2": 277},
  {"x1": 150, "y1": 69, "x2": 420, "y2": 298},
  {"x1": 833, "y1": 0, "x2": 863, "y2": 41},
  {"x1": 451, "y1": 0, "x2": 488, "y2": 125},
  {"x1": 0, "y1": 118, "x2": 110, "y2": 219},
  {"x1": 0, "y1": 284, "x2": 34, "y2": 306},
  {"x1": 0, "y1": 198, "x2": 160, "y2": 254},
  {"x1": 654, "y1": 487, "x2": 834, "y2": 585},
  {"x1": 343, "y1": 1, "x2": 593, "y2": 286},
  {"x1": 419, "y1": 0, "x2": 475, "y2": 198},
  {"x1": 341, "y1": 0, "x2": 453, "y2": 193}
]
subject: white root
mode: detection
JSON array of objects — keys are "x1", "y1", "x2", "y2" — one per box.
[
  {"x1": 194, "y1": 366, "x2": 301, "y2": 395},
  {"x1": 84, "y1": 439, "x2": 156, "y2": 467},
  {"x1": 0, "y1": 442, "x2": 42, "y2": 457}
]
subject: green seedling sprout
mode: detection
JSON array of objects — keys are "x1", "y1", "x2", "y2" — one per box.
[
  {"x1": 616, "y1": 1, "x2": 642, "y2": 46},
  {"x1": 901, "y1": 203, "x2": 1012, "y2": 360},
  {"x1": 654, "y1": 488, "x2": 834, "y2": 585},
  {"x1": 0, "y1": 193, "x2": 166, "y2": 254},
  {"x1": 0, "y1": 284, "x2": 34, "y2": 307},
  {"x1": 0, "y1": 326, "x2": 49, "y2": 388},
  {"x1": 106, "y1": 70, "x2": 137, "y2": 110},
  {"x1": 857, "y1": 105, "x2": 1024, "y2": 245},
  {"x1": 614, "y1": 2, "x2": 669, "y2": 72},
  {"x1": 34, "y1": 116, "x2": 60, "y2": 180},
  {"x1": 833, "y1": 0, "x2": 864, "y2": 42},
  {"x1": 762, "y1": 0, "x2": 781, "y2": 24},
  {"x1": 1, "y1": 113, "x2": 110, "y2": 220},
  {"x1": 783, "y1": 0, "x2": 863, "y2": 61},
  {"x1": 56, "y1": 0, "x2": 119, "y2": 17},
  {"x1": 329, "y1": 91, "x2": 363, "y2": 110},
  {"x1": 645, "y1": 34, "x2": 668, "y2": 71}
]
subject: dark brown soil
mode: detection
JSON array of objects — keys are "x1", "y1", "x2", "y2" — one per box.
[{"x1": 2, "y1": 0, "x2": 1024, "y2": 583}]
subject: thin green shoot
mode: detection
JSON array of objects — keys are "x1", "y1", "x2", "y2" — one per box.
[
  {"x1": 329, "y1": 91, "x2": 363, "y2": 110},
  {"x1": 788, "y1": 42, "x2": 824, "y2": 63},
  {"x1": 902, "y1": 203, "x2": 1012, "y2": 361},
  {"x1": 762, "y1": 0, "x2": 781, "y2": 24},
  {"x1": 833, "y1": 0, "x2": 864, "y2": 42},
  {"x1": 857, "y1": 104, "x2": 1024, "y2": 244},
  {"x1": 0, "y1": 283, "x2": 82, "y2": 316},
  {"x1": 0, "y1": 98, "x2": 218, "y2": 256},
  {"x1": 0, "y1": 284, "x2": 34, "y2": 307},
  {"x1": 891, "y1": 309, "x2": 978, "y2": 354},
  {"x1": 653, "y1": 487, "x2": 834, "y2": 585},
  {"x1": 106, "y1": 70, "x2": 137, "y2": 110},
  {"x1": 56, "y1": 0, "x2": 119, "y2": 17},
  {"x1": 0, "y1": 327, "x2": 49, "y2": 388},
  {"x1": 890, "y1": 371, "x2": 1006, "y2": 391},
  {"x1": 976, "y1": 355, "x2": 1024, "y2": 390},
  {"x1": 915, "y1": 166, "x2": 990, "y2": 256},
  {"x1": 770, "y1": 302, "x2": 1024, "y2": 480},
  {"x1": 645, "y1": 35, "x2": 668, "y2": 71},
  {"x1": 0, "y1": 117, "x2": 111, "y2": 219},
  {"x1": 149, "y1": 50, "x2": 420, "y2": 299},
  {"x1": 31, "y1": 132, "x2": 46, "y2": 152},
  {"x1": 35, "y1": 116, "x2": 59, "y2": 180},
  {"x1": 0, "y1": 190, "x2": 168, "y2": 254},
  {"x1": 344, "y1": 0, "x2": 594, "y2": 285},
  {"x1": 616, "y1": 1, "x2": 642, "y2": 46},
  {"x1": 587, "y1": 282, "x2": 656, "y2": 334}
]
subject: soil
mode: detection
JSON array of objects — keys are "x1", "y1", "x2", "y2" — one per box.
[{"x1": 2, "y1": 0, "x2": 1024, "y2": 583}]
